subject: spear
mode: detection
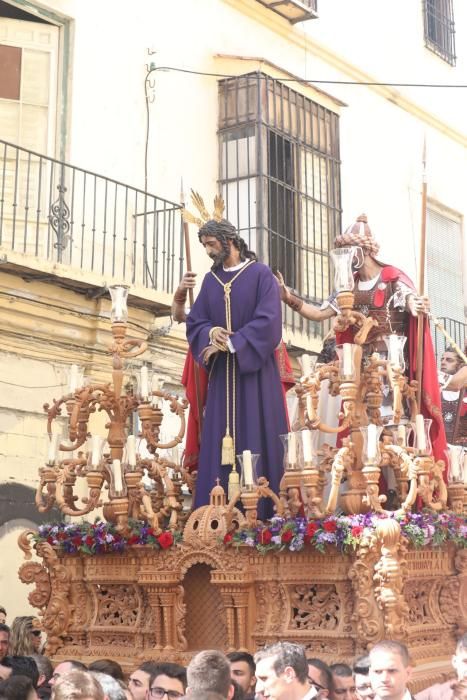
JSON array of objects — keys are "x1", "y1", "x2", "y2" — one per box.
[
  {"x1": 180, "y1": 180, "x2": 204, "y2": 441},
  {"x1": 416, "y1": 138, "x2": 427, "y2": 411}
]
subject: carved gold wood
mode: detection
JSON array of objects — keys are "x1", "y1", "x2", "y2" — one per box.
[{"x1": 18, "y1": 523, "x2": 466, "y2": 693}]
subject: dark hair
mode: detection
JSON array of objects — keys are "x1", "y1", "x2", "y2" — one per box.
[
  {"x1": 88, "y1": 659, "x2": 124, "y2": 681},
  {"x1": 138, "y1": 661, "x2": 162, "y2": 676},
  {"x1": 226, "y1": 652, "x2": 255, "y2": 675},
  {"x1": 444, "y1": 346, "x2": 465, "y2": 369},
  {"x1": 0, "y1": 673, "x2": 34, "y2": 700},
  {"x1": 369, "y1": 640, "x2": 410, "y2": 667},
  {"x1": 307, "y1": 658, "x2": 332, "y2": 690},
  {"x1": 0, "y1": 609, "x2": 6, "y2": 617},
  {"x1": 187, "y1": 650, "x2": 232, "y2": 697},
  {"x1": 0, "y1": 625, "x2": 9, "y2": 635},
  {"x1": 149, "y1": 663, "x2": 187, "y2": 690},
  {"x1": 353, "y1": 655, "x2": 370, "y2": 675},
  {"x1": 1, "y1": 656, "x2": 39, "y2": 688},
  {"x1": 198, "y1": 219, "x2": 257, "y2": 269},
  {"x1": 330, "y1": 663, "x2": 353, "y2": 678},
  {"x1": 231, "y1": 678, "x2": 245, "y2": 700},
  {"x1": 254, "y1": 642, "x2": 308, "y2": 685},
  {"x1": 30, "y1": 655, "x2": 53, "y2": 683}
]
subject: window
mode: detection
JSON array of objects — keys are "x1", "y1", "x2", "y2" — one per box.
[
  {"x1": 426, "y1": 207, "x2": 466, "y2": 358},
  {"x1": 219, "y1": 72, "x2": 341, "y2": 342},
  {"x1": 423, "y1": 0, "x2": 456, "y2": 66}
]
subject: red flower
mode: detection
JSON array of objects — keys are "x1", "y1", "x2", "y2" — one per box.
[
  {"x1": 323, "y1": 520, "x2": 337, "y2": 533},
  {"x1": 157, "y1": 532, "x2": 174, "y2": 549},
  {"x1": 259, "y1": 529, "x2": 272, "y2": 545},
  {"x1": 281, "y1": 529, "x2": 294, "y2": 543},
  {"x1": 85, "y1": 535, "x2": 94, "y2": 546},
  {"x1": 223, "y1": 532, "x2": 233, "y2": 545},
  {"x1": 47, "y1": 536, "x2": 54, "y2": 545},
  {"x1": 351, "y1": 525, "x2": 363, "y2": 538},
  {"x1": 305, "y1": 522, "x2": 318, "y2": 542},
  {"x1": 147, "y1": 528, "x2": 156, "y2": 537},
  {"x1": 127, "y1": 535, "x2": 140, "y2": 545},
  {"x1": 72, "y1": 536, "x2": 82, "y2": 546}
]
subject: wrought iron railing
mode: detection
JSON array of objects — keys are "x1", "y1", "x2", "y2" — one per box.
[
  {"x1": 431, "y1": 316, "x2": 466, "y2": 362},
  {"x1": 0, "y1": 139, "x2": 183, "y2": 294}
]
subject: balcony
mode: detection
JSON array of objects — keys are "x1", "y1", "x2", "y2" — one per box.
[
  {"x1": 0, "y1": 139, "x2": 183, "y2": 314},
  {"x1": 255, "y1": 0, "x2": 318, "y2": 23}
]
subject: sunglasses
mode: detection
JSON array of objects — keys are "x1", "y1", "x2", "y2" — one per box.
[
  {"x1": 31, "y1": 630, "x2": 42, "y2": 637},
  {"x1": 309, "y1": 678, "x2": 327, "y2": 692}
]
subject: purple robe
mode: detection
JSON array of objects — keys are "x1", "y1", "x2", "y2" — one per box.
[{"x1": 186, "y1": 261, "x2": 287, "y2": 515}]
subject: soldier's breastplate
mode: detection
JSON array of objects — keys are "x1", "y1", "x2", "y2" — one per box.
[{"x1": 352, "y1": 282, "x2": 408, "y2": 347}]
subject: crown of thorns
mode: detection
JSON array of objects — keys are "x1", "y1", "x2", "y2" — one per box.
[{"x1": 182, "y1": 190, "x2": 225, "y2": 228}]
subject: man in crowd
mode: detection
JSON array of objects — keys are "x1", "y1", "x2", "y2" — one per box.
[
  {"x1": 415, "y1": 633, "x2": 467, "y2": 700},
  {"x1": 50, "y1": 659, "x2": 87, "y2": 687},
  {"x1": 329, "y1": 664, "x2": 357, "y2": 700},
  {"x1": 353, "y1": 657, "x2": 375, "y2": 700},
  {"x1": 227, "y1": 651, "x2": 256, "y2": 699},
  {"x1": 439, "y1": 346, "x2": 466, "y2": 447},
  {"x1": 254, "y1": 642, "x2": 317, "y2": 700},
  {"x1": 148, "y1": 663, "x2": 186, "y2": 700},
  {"x1": 128, "y1": 662, "x2": 160, "y2": 700},
  {"x1": 307, "y1": 659, "x2": 332, "y2": 698},
  {"x1": 369, "y1": 641, "x2": 414, "y2": 700},
  {"x1": 185, "y1": 200, "x2": 288, "y2": 511},
  {"x1": 0, "y1": 625, "x2": 9, "y2": 663},
  {"x1": 0, "y1": 609, "x2": 6, "y2": 625},
  {"x1": 186, "y1": 650, "x2": 234, "y2": 699}
]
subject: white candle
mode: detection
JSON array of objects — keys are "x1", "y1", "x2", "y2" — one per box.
[
  {"x1": 397, "y1": 424, "x2": 406, "y2": 446},
  {"x1": 301, "y1": 354, "x2": 312, "y2": 377},
  {"x1": 91, "y1": 435, "x2": 102, "y2": 468},
  {"x1": 171, "y1": 446, "x2": 180, "y2": 466},
  {"x1": 288, "y1": 432, "x2": 297, "y2": 466},
  {"x1": 242, "y1": 449, "x2": 253, "y2": 486},
  {"x1": 69, "y1": 364, "x2": 79, "y2": 393},
  {"x1": 47, "y1": 433, "x2": 59, "y2": 465},
  {"x1": 415, "y1": 414, "x2": 427, "y2": 452},
  {"x1": 302, "y1": 430, "x2": 313, "y2": 464},
  {"x1": 367, "y1": 423, "x2": 377, "y2": 461},
  {"x1": 140, "y1": 365, "x2": 149, "y2": 400},
  {"x1": 126, "y1": 435, "x2": 137, "y2": 467},
  {"x1": 343, "y1": 343, "x2": 352, "y2": 376},
  {"x1": 112, "y1": 459, "x2": 123, "y2": 493},
  {"x1": 450, "y1": 448, "x2": 460, "y2": 481},
  {"x1": 389, "y1": 335, "x2": 400, "y2": 368}
]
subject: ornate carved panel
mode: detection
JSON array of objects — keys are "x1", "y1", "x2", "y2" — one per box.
[
  {"x1": 93, "y1": 585, "x2": 140, "y2": 627},
  {"x1": 289, "y1": 584, "x2": 341, "y2": 631}
]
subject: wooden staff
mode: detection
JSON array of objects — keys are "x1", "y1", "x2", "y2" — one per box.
[
  {"x1": 416, "y1": 138, "x2": 427, "y2": 410},
  {"x1": 180, "y1": 183, "x2": 204, "y2": 441}
]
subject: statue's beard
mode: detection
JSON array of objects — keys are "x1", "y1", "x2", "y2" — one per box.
[{"x1": 209, "y1": 241, "x2": 230, "y2": 268}]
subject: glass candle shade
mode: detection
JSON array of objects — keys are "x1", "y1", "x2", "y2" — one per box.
[
  {"x1": 136, "y1": 365, "x2": 154, "y2": 402},
  {"x1": 46, "y1": 433, "x2": 60, "y2": 466},
  {"x1": 109, "y1": 459, "x2": 127, "y2": 498},
  {"x1": 360, "y1": 424, "x2": 384, "y2": 464},
  {"x1": 109, "y1": 285, "x2": 129, "y2": 323},
  {"x1": 412, "y1": 415, "x2": 432, "y2": 454},
  {"x1": 68, "y1": 364, "x2": 85, "y2": 393},
  {"x1": 237, "y1": 450, "x2": 260, "y2": 491},
  {"x1": 280, "y1": 432, "x2": 300, "y2": 471},
  {"x1": 445, "y1": 445, "x2": 465, "y2": 484},
  {"x1": 299, "y1": 354, "x2": 315, "y2": 379},
  {"x1": 387, "y1": 423, "x2": 413, "y2": 447},
  {"x1": 125, "y1": 435, "x2": 137, "y2": 470},
  {"x1": 298, "y1": 429, "x2": 319, "y2": 466},
  {"x1": 336, "y1": 343, "x2": 360, "y2": 380},
  {"x1": 88, "y1": 435, "x2": 104, "y2": 469},
  {"x1": 330, "y1": 246, "x2": 361, "y2": 292},
  {"x1": 383, "y1": 334, "x2": 407, "y2": 372}
]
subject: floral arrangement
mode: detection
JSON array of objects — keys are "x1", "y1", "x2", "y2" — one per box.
[
  {"x1": 223, "y1": 511, "x2": 467, "y2": 555},
  {"x1": 34, "y1": 519, "x2": 179, "y2": 555}
]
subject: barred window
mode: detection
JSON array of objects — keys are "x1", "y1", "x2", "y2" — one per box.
[
  {"x1": 218, "y1": 72, "x2": 341, "y2": 342},
  {"x1": 423, "y1": 0, "x2": 456, "y2": 66}
]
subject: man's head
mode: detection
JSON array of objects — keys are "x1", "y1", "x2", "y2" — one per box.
[
  {"x1": 254, "y1": 642, "x2": 310, "y2": 700},
  {"x1": 51, "y1": 669, "x2": 104, "y2": 700},
  {"x1": 29, "y1": 655, "x2": 53, "y2": 689},
  {"x1": 50, "y1": 659, "x2": 87, "y2": 687},
  {"x1": 0, "y1": 673, "x2": 38, "y2": 700},
  {"x1": 88, "y1": 659, "x2": 124, "y2": 681},
  {"x1": 187, "y1": 650, "x2": 233, "y2": 699},
  {"x1": 198, "y1": 219, "x2": 256, "y2": 270},
  {"x1": 329, "y1": 664, "x2": 357, "y2": 700},
  {"x1": 227, "y1": 652, "x2": 256, "y2": 695},
  {"x1": 0, "y1": 656, "x2": 39, "y2": 689},
  {"x1": 334, "y1": 214, "x2": 380, "y2": 263},
  {"x1": 441, "y1": 347, "x2": 464, "y2": 376},
  {"x1": 148, "y1": 663, "x2": 187, "y2": 700},
  {"x1": 368, "y1": 641, "x2": 412, "y2": 700},
  {"x1": 90, "y1": 671, "x2": 127, "y2": 700},
  {"x1": 453, "y1": 633, "x2": 467, "y2": 681},
  {"x1": 307, "y1": 659, "x2": 331, "y2": 698},
  {"x1": 128, "y1": 662, "x2": 160, "y2": 700},
  {"x1": 352, "y1": 657, "x2": 374, "y2": 700},
  {"x1": 0, "y1": 608, "x2": 6, "y2": 625},
  {"x1": 0, "y1": 625, "x2": 9, "y2": 662}
]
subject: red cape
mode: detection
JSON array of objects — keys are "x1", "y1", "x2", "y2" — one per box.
[
  {"x1": 336, "y1": 265, "x2": 447, "y2": 469},
  {"x1": 182, "y1": 342, "x2": 294, "y2": 471}
]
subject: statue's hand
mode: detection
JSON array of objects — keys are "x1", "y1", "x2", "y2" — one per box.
[
  {"x1": 407, "y1": 294, "x2": 430, "y2": 317},
  {"x1": 179, "y1": 271, "x2": 197, "y2": 289},
  {"x1": 201, "y1": 345, "x2": 219, "y2": 365}
]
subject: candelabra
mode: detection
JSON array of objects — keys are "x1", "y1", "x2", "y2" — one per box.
[{"x1": 38, "y1": 285, "x2": 188, "y2": 534}]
